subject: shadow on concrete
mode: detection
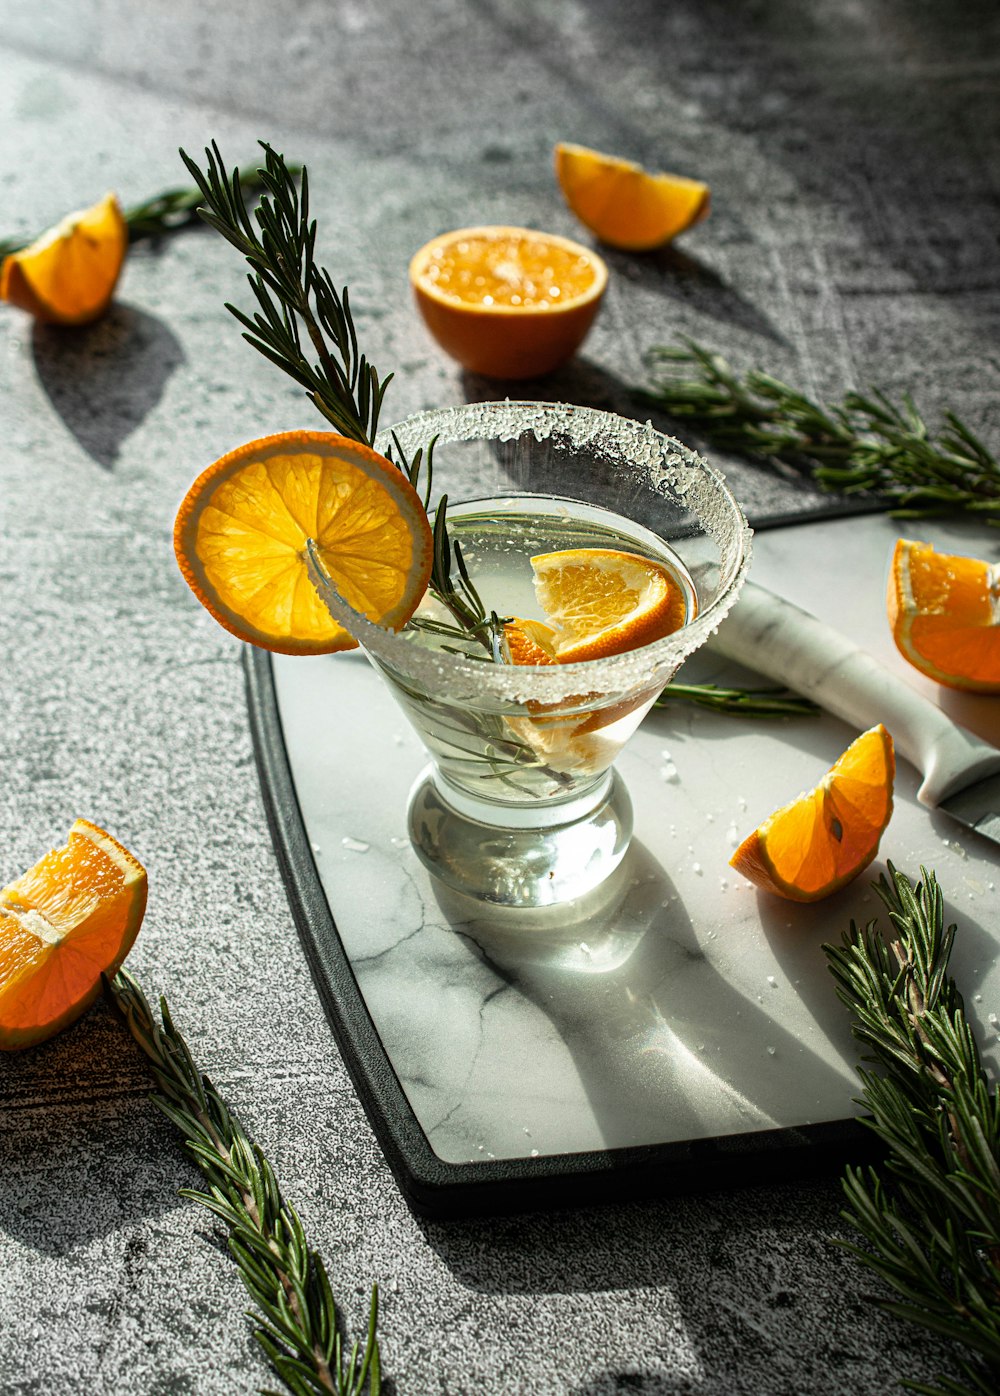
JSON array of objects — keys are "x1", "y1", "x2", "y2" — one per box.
[
  {"x1": 0, "y1": 1001, "x2": 192, "y2": 1255},
  {"x1": 31, "y1": 303, "x2": 185, "y2": 470}
]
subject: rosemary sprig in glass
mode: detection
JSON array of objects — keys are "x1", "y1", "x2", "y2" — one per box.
[
  {"x1": 642, "y1": 340, "x2": 1000, "y2": 523},
  {"x1": 825, "y1": 865, "x2": 1000, "y2": 1396},
  {"x1": 106, "y1": 969, "x2": 380, "y2": 1396},
  {"x1": 0, "y1": 165, "x2": 299, "y2": 259}
]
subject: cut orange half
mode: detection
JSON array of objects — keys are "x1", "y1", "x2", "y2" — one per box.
[
  {"x1": 529, "y1": 548, "x2": 690, "y2": 664},
  {"x1": 554, "y1": 143, "x2": 710, "y2": 252},
  {"x1": 409, "y1": 225, "x2": 608, "y2": 379},
  {"x1": 0, "y1": 820, "x2": 147, "y2": 1050},
  {"x1": 887, "y1": 537, "x2": 1000, "y2": 692},
  {"x1": 0, "y1": 192, "x2": 127, "y2": 325},
  {"x1": 174, "y1": 431, "x2": 434, "y2": 655},
  {"x1": 730, "y1": 725, "x2": 895, "y2": 903}
]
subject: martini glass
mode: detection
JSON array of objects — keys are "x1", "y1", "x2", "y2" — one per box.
[{"x1": 308, "y1": 401, "x2": 751, "y2": 908}]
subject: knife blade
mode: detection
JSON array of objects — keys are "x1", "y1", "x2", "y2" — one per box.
[{"x1": 706, "y1": 580, "x2": 1000, "y2": 847}]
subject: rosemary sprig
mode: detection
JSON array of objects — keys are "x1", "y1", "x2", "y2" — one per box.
[
  {"x1": 642, "y1": 340, "x2": 1000, "y2": 523},
  {"x1": 654, "y1": 681, "x2": 819, "y2": 718},
  {"x1": 179, "y1": 141, "x2": 503, "y2": 655},
  {"x1": 106, "y1": 969, "x2": 380, "y2": 1396},
  {"x1": 824, "y1": 865, "x2": 1000, "y2": 1396},
  {"x1": 0, "y1": 165, "x2": 298, "y2": 259}
]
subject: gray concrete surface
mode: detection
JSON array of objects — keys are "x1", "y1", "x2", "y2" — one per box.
[{"x1": 1, "y1": 1, "x2": 999, "y2": 1392}]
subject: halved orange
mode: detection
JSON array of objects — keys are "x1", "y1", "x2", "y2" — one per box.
[
  {"x1": 174, "y1": 431, "x2": 435, "y2": 655},
  {"x1": 0, "y1": 820, "x2": 147, "y2": 1050},
  {"x1": 887, "y1": 537, "x2": 1000, "y2": 692},
  {"x1": 409, "y1": 225, "x2": 608, "y2": 379},
  {"x1": 0, "y1": 192, "x2": 127, "y2": 325},
  {"x1": 529, "y1": 548, "x2": 690, "y2": 664},
  {"x1": 730, "y1": 725, "x2": 895, "y2": 903},
  {"x1": 554, "y1": 143, "x2": 710, "y2": 252}
]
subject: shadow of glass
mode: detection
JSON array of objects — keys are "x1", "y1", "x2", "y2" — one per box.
[
  {"x1": 434, "y1": 838, "x2": 860, "y2": 1163},
  {"x1": 30, "y1": 303, "x2": 185, "y2": 470}
]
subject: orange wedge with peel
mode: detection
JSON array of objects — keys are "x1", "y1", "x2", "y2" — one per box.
[
  {"x1": 554, "y1": 142, "x2": 710, "y2": 252},
  {"x1": 409, "y1": 225, "x2": 607, "y2": 379},
  {"x1": 529, "y1": 548, "x2": 690, "y2": 664},
  {"x1": 887, "y1": 537, "x2": 1000, "y2": 693},
  {"x1": 0, "y1": 820, "x2": 147, "y2": 1050},
  {"x1": 0, "y1": 192, "x2": 127, "y2": 325},
  {"x1": 730, "y1": 725, "x2": 895, "y2": 904},
  {"x1": 174, "y1": 431, "x2": 434, "y2": 655}
]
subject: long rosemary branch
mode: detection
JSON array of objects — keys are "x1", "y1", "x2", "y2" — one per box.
[
  {"x1": 642, "y1": 340, "x2": 1000, "y2": 523},
  {"x1": 824, "y1": 865, "x2": 1000, "y2": 1396},
  {"x1": 0, "y1": 165, "x2": 298, "y2": 259},
  {"x1": 654, "y1": 681, "x2": 818, "y2": 718},
  {"x1": 106, "y1": 969, "x2": 380, "y2": 1396}
]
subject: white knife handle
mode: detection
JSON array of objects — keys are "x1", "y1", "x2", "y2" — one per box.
[{"x1": 708, "y1": 581, "x2": 1000, "y2": 807}]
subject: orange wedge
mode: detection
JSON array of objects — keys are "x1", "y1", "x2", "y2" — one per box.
[
  {"x1": 174, "y1": 431, "x2": 434, "y2": 655},
  {"x1": 554, "y1": 143, "x2": 710, "y2": 252},
  {"x1": 0, "y1": 192, "x2": 127, "y2": 325},
  {"x1": 529, "y1": 548, "x2": 690, "y2": 664},
  {"x1": 409, "y1": 225, "x2": 608, "y2": 379},
  {"x1": 730, "y1": 725, "x2": 895, "y2": 903},
  {"x1": 0, "y1": 820, "x2": 147, "y2": 1050},
  {"x1": 887, "y1": 538, "x2": 1000, "y2": 692}
]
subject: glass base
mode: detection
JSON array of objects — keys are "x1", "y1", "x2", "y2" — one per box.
[{"x1": 407, "y1": 764, "x2": 634, "y2": 908}]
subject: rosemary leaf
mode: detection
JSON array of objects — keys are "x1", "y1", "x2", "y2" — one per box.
[
  {"x1": 641, "y1": 340, "x2": 1000, "y2": 523},
  {"x1": 824, "y1": 865, "x2": 1000, "y2": 1396},
  {"x1": 105, "y1": 969, "x2": 380, "y2": 1396}
]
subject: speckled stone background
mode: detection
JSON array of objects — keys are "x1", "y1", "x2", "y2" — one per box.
[{"x1": 2, "y1": 2, "x2": 999, "y2": 1392}]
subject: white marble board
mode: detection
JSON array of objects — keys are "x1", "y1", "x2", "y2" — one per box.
[{"x1": 271, "y1": 511, "x2": 1000, "y2": 1172}]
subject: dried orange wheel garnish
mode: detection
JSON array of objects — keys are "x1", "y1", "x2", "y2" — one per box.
[
  {"x1": 888, "y1": 537, "x2": 1000, "y2": 692},
  {"x1": 0, "y1": 820, "x2": 147, "y2": 1050},
  {"x1": 554, "y1": 142, "x2": 710, "y2": 252},
  {"x1": 730, "y1": 725, "x2": 895, "y2": 904},
  {"x1": 0, "y1": 192, "x2": 127, "y2": 325},
  {"x1": 174, "y1": 431, "x2": 434, "y2": 655},
  {"x1": 409, "y1": 225, "x2": 607, "y2": 379}
]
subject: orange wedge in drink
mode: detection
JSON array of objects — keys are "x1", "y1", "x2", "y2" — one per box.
[
  {"x1": 529, "y1": 548, "x2": 690, "y2": 663},
  {"x1": 554, "y1": 143, "x2": 710, "y2": 252},
  {"x1": 174, "y1": 431, "x2": 434, "y2": 655},
  {"x1": 887, "y1": 537, "x2": 1000, "y2": 692},
  {"x1": 0, "y1": 820, "x2": 147, "y2": 1050},
  {"x1": 409, "y1": 225, "x2": 608, "y2": 379},
  {"x1": 730, "y1": 725, "x2": 895, "y2": 903},
  {"x1": 0, "y1": 192, "x2": 127, "y2": 325}
]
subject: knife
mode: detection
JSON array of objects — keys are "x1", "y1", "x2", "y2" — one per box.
[{"x1": 707, "y1": 581, "x2": 1000, "y2": 847}]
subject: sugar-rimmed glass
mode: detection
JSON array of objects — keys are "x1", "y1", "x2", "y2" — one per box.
[{"x1": 308, "y1": 401, "x2": 751, "y2": 908}]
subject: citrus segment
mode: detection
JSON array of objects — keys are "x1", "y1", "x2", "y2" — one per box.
[
  {"x1": 529, "y1": 548, "x2": 690, "y2": 664},
  {"x1": 174, "y1": 431, "x2": 434, "y2": 655},
  {"x1": 554, "y1": 143, "x2": 710, "y2": 252},
  {"x1": 502, "y1": 617, "x2": 558, "y2": 666},
  {"x1": 409, "y1": 225, "x2": 608, "y2": 379},
  {"x1": 0, "y1": 192, "x2": 127, "y2": 324},
  {"x1": 730, "y1": 725, "x2": 895, "y2": 903},
  {"x1": 0, "y1": 820, "x2": 147, "y2": 1050},
  {"x1": 888, "y1": 538, "x2": 1000, "y2": 692}
]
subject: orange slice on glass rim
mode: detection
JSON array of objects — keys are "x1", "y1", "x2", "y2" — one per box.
[
  {"x1": 554, "y1": 142, "x2": 710, "y2": 252},
  {"x1": 887, "y1": 537, "x2": 1000, "y2": 692},
  {"x1": 730, "y1": 724, "x2": 895, "y2": 903},
  {"x1": 0, "y1": 820, "x2": 147, "y2": 1050},
  {"x1": 0, "y1": 192, "x2": 127, "y2": 325},
  {"x1": 174, "y1": 430, "x2": 434, "y2": 655},
  {"x1": 409, "y1": 225, "x2": 608, "y2": 379}
]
